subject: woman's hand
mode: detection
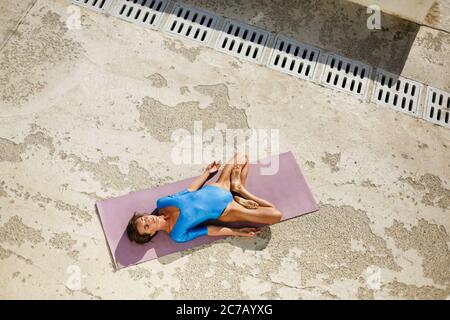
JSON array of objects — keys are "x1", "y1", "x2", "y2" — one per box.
[
  {"x1": 236, "y1": 227, "x2": 261, "y2": 237},
  {"x1": 205, "y1": 160, "x2": 221, "y2": 174},
  {"x1": 188, "y1": 161, "x2": 220, "y2": 191}
]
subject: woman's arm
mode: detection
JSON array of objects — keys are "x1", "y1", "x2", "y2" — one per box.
[
  {"x1": 207, "y1": 226, "x2": 261, "y2": 238},
  {"x1": 172, "y1": 225, "x2": 261, "y2": 243},
  {"x1": 187, "y1": 161, "x2": 221, "y2": 192}
]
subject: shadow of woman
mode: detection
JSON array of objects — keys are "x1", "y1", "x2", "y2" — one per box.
[{"x1": 113, "y1": 220, "x2": 272, "y2": 269}]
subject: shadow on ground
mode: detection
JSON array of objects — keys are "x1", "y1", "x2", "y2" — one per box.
[
  {"x1": 180, "y1": 0, "x2": 419, "y2": 74},
  {"x1": 111, "y1": 218, "x2": 273, "y2": 269},
  {"x1": 156, "y1": 226, "x2": 273, "y2": 265}
]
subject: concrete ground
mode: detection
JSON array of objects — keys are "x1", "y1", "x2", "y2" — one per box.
[{"x1": 0, "y1": 0, "x2": 449, "y2": 299}]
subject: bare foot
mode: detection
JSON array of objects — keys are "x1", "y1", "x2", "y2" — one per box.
[
  {"x1": 234, "y1": 195, "x2": 259, "y2": 209},
  {"x1": 230, "y1": 164, "x2": 243, "y2": 192}
]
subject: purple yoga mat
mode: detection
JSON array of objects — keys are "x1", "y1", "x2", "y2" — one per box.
[{"x1": 96, "y1": 152, "x2": 318, "y2": 269}]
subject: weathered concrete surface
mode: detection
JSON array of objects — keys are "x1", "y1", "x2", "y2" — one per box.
[
  {"x1": 184, "y1": 0, "x2": 418, "y2": 73},
  {"x1": 402, "y1": 25, "x2": 450, "y2": 91},
  {"x1": 425, "y1": 0, "x2": 450, "y2": 32},
  {"x1": 345, "y1": 0, "x2": 435, "y2": 24},
  {"x1": 0, "y1": 0, "x2": 449, "y2": 299},
  {"x1": 183, "y1": 0, "x2": 449, "y2": 91},
  {"x1": 0, "y1": 0, "x2": 37, "y2": 48}
]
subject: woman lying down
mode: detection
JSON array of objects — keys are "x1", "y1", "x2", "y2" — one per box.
[{"x1": 127, "y1": 154, "x2": 282, "y2": 244}]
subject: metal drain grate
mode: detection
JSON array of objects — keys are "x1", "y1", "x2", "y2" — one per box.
[
  {"x1": 267, "y1": 35, "x2": 321, "y2": 81},
  {"x1": 320, "y1": 54, "x2": 372, "y2": 98},
  {"x1": 70, "y1": 0, "x2": 113, "y2": 13},
  {"x1": 423, "y1": 86, "x2": 450, "y2": 128},
  {"x1": 215, "y1": 19, "x2": 270, "y2": 64},
  {"x1": 110, "y1": 0, "x2": 169, "y2": 29},
  {"x1": 372, "y1": 70, "x2": 422, "y2": 116},
  {"x1": 164, "y1": 3, "x2": 219, "y2": 45}
]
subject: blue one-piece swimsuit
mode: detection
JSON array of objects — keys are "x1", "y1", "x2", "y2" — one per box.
[{"x1": 156, "y1": 185, "x2": 233, "y2": 243}]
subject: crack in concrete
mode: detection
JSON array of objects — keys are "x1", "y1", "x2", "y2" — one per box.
[{"x1": 0, "y1": 0, "x2": 38, "y2": 52}]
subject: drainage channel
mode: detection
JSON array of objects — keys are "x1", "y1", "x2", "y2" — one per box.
[
  {"x1": 70, "y1": 0, "x2": 113, "y2": 13},
  {"x1": 215, "y1": 19, "x2": 271, "y2": 64},
  {"x1": 163, "y1": 3, "x2": 219, "y2": 45},
  {"x1": 110, "y1": 0, "x2": 169, "y2": 29},
  {"x1": 70, "y1": 0, "x2": 449, "y2": 130},
  {"x1": 267, "y1": 34, "x2": 321, "y2": 81},
  {"x1": 320, "y1": 54, "x2": 372, "y2": 99},
  {"x1": 372, "y1": 70, "x2": 423, "y2": 117},
  {"x1": 424, "y1": 87, "x2": 450, "y2": 129}
]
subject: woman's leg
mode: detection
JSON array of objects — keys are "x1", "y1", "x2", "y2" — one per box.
[
  {"x1": 218, "y1": 199, "x2": 282, "y2": 224},
  {"x1": 240, "y1": 155, "x2": 249, "y2": 185},
  {"x1": 208, "y1": 154, "x2": 247, "y2": 190},
  {"x1": 231, "y1": 156, "x2": 261, "y2": 209},
  {"x1": 230, "y1": 164, "x2": 275, "y2": 208},
  {"x1": 217, "y1": 156, "x2": 282, "y2": 223},
  {"x1": 233, "y1": 194, "x2": 259, "y2": 209}
]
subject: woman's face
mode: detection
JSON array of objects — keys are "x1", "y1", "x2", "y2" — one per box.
[{"x1": 135, "y1": 214, "x2": 160, "y2": 236}]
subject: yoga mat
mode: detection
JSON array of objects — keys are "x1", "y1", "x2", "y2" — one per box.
[{"x1": 96, "y1": 151, "x2": 318, "y2": 269}]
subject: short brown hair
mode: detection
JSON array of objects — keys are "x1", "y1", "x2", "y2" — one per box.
[{"x1": 126, "y1": 211, "x2": 158, "y2": 244}]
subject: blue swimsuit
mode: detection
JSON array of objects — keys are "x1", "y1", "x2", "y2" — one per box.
[{"x1": 156, "y1": 185, "x2": 233, "y2": 243}]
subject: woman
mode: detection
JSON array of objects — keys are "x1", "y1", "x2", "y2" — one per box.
[{"x1": 127, "y1": 154, "x2": 282, "y2": 244}]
